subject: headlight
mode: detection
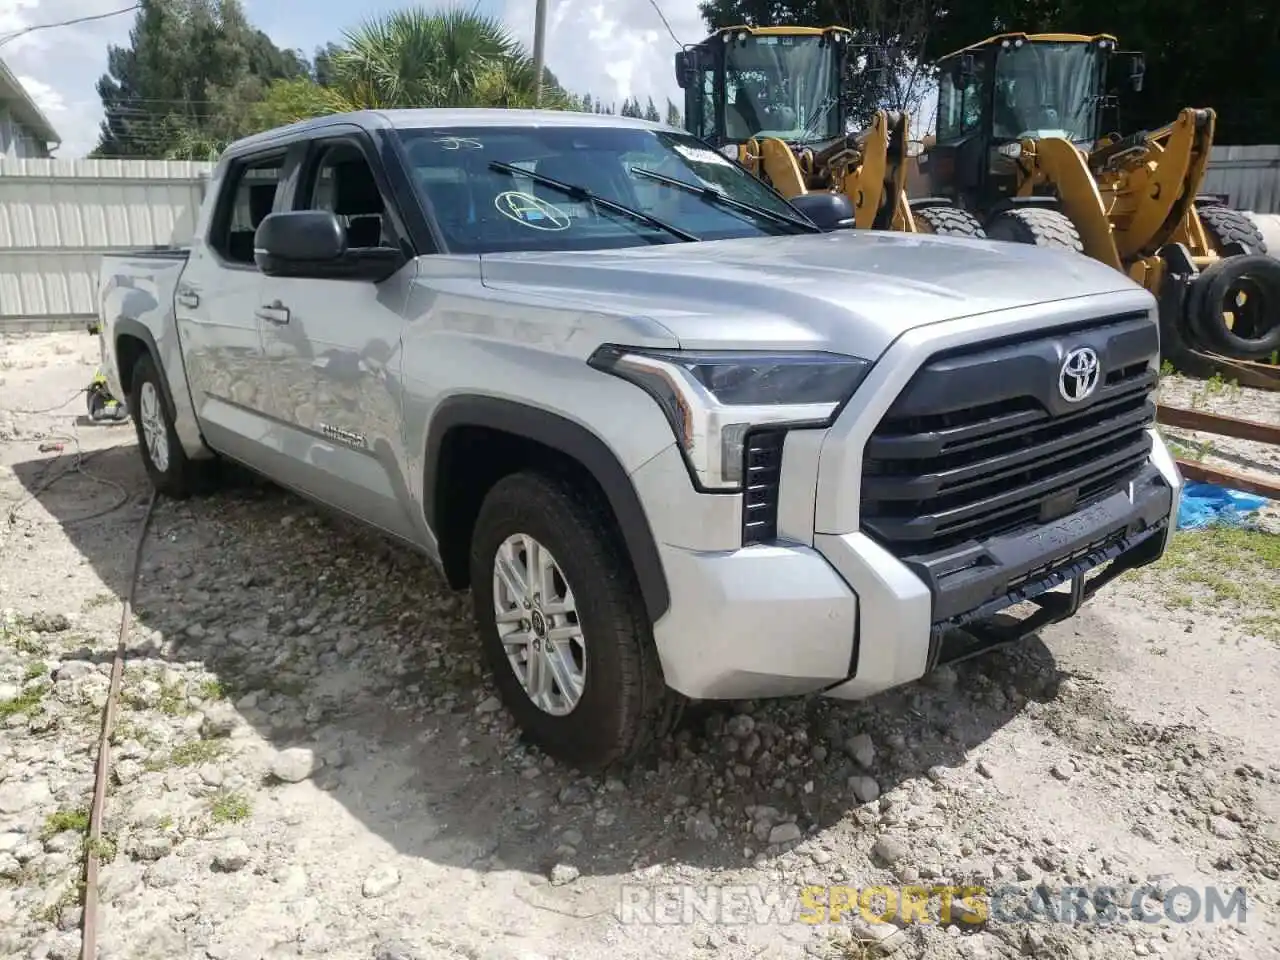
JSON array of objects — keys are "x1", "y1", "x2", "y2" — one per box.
[{"x1": 588, "y1": 345, "x2": 872, "y2": 490}]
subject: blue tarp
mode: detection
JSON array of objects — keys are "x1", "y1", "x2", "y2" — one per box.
[{"x1": 1176, "y1": 482, "x2": 1270, "y2": 530}]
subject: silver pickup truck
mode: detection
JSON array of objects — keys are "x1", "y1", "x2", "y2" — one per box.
[{"x1": 97, "y1": 108, "x2": 1182, "y2": 769}]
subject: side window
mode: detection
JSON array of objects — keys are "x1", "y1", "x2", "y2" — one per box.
[
  {"x1": 936, "y1": 70, "x2": 962, "y2": 142},
  {"x1": 959, "y1": 58, "x2": 987, "y2": 134},
  {"x1": 698, "y1": 69, "x2": 716, "y2": 139},
  {"x1": 298, "y1": 142, "x2": 396, "y2": 249},
  {"x1": 210, "y1": 155, "x2": 283, "y2": 265}
]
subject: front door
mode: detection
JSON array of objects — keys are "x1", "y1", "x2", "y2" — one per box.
[{"x1": 257, "y1": 130, "x2": 419, "y2": 541}]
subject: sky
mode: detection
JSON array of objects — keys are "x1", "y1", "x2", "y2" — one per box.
[{"x1": 0, "y1": 0, "x2": 710, "y2": 158}]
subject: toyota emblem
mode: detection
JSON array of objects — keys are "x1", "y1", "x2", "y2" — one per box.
[{"x1": 1059, "y1": 347, "x2": 1100, "y2": 403}]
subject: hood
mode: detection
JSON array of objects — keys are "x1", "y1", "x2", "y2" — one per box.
[{"x1": 477, "y1": 229, "x2": 1145, "y2": 359}]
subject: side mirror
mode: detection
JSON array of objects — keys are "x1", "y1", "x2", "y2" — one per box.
[
  {"x1": 674, "y1": 50, "x2": 697, "y2": 90},
  {"x1": 254, "y1": 210, "x2": 402, "y2": 282},
  {"x1": 788, "y1": 192, "x2": 856, "y2": 231}
]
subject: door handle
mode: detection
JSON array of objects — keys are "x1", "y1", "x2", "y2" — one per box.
[
  {"x1": 255, "y1": 304, "x2": 290, "y2": 325},
  {"x1": 176, "y1": 290, "x2": 199, "y2": 309}
]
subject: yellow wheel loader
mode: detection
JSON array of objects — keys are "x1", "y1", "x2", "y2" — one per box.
[
  {"x1": 673, "y1": 25, "x2": 985, "y2": 238},
  {"x1": 914, "y1": 32, "x2": 1280, "y2": 363}
]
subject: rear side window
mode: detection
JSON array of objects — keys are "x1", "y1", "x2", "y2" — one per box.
[{"x1": 209, "y1": 155, "x2": 284, "y2": 265}]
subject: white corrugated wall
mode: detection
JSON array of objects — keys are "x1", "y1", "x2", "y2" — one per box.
[
  {"x1": 1203, "y1": 145, "x2": 1280, "y2": 215},
  {"x1": 0, "y1": 158, "x2": 214, "y2": 329}
]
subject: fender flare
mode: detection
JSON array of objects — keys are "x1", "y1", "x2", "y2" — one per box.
[
  {"x1": 113, "y1": 319, "x2": 178, "y2": 421},
  {"x1": 423, "y1": 396, "x2": 671, "y2": 622}
]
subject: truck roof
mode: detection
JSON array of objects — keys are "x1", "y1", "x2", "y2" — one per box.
[{"x1": 226, "y1": 108, "x2": 671, "y2": 157}]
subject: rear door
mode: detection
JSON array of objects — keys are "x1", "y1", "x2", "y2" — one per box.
[
  {"x1": 256, "y1": 128, "x2": 421, "y2": 540},
  {"x1": 176, "y1": 148, "x2": 289, "y2": 468}
]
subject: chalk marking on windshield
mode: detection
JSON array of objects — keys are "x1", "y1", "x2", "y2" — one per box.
[
  {"x1": 434, "y1": 137, "x2": 484, "y2": 150},
  {"x1": 494, "y1": 191, "x2": 572, "y2": 231}
]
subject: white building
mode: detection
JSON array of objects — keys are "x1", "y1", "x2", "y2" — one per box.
[{"x1": 0, "y1": 57, "x2": 60, "y2": 159}]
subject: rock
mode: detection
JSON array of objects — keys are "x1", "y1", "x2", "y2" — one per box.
[
  {"x1": 54, "y1": 661, "x2": 94, "y2": 682},
  {"x1": 1209, "y1": 817, "x2": 1240, "y2": 839},
  {"x1": 557, "y1": 784, "x2": 589, "y2": 805},
  {"x1": 28, "y1": 612, "x2": 71, "y2": 633},
  {"x1": 559, "y1": 828, "x2": 584, "y2": 848},
  {"x1": 200, "y1": 707, "x2": 242, "y2": 739},
  {"x1": 0, "y1": 853, "x2": 19, "y2": 879},
  {"x1": 1050, "y1": 763, "x2": 1073, "y2": 782},
  {"x1": 925, "y1": 664, "x2": 957, "y2": 690},
  {"x1": 475, "y1": 696, "x2": 502, "y2": 714},
  {"x1": 114, "y1": 759, "x2": 144, "y2": 785},
  {"x1": 871, "y1": 836, "x2": 910, "y2": 866},
  {"x1": 375, "y1": 939, "x2": 424, "y2": 960},
  {"x1": 143, "y1": 856, "x2": 186, "y2": 889},
  {"x1": 130, "y1": 834, "x2": 172, "y2": 862},
  {"x1": 686, "y1": 810, "x2": 719, "y2": 842},
  {"x1": 849, "y1": 776, "x2": 880, "y2": 804},
  {"x1": 335, "y1": 636, "x2": 359, "y2": 658},
  {"x1": 976, "y1": 760, "x2": 996, "y2": 779},
  {"x1": 0, "y1": 779, "x2": 52, "y2": 814},
  {"x1": 845, "y1": 733, "x2": 876, "y2": 768},
  {"x1": 0, "y1": 682, "x2": 21, "y2": 701},
  {"x1": 43, "y1": 830, "x2": 82, "y2": 854},
  {"x1": 725, "y1": 715, "x2": 755, "y2": 739},
  {"x1": 549, "y1": 863, "x2": 580, "y2": 886},
  {"x1": 768, "y1": 822, "x2": 803, "y2": 845},
  {"x1": 362, "y1": 865, "x2": 402, "y2": 898},
  {"x1": 271, "y1": 747, "x2": 320, "y2": 783},
  {"x1": 197, "y1": 764, "x2": 223, "y2": 787},
  {"x1": 212, "y1": 838, "x2": 251, "y2": 872}
]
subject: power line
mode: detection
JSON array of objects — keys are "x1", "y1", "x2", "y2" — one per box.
[
  {"x1": 645, "y1": 0, "x2": 683, "y2": 49},
  {"x1": 0, "y1": 3, "x2": 140, "y2": 50}
]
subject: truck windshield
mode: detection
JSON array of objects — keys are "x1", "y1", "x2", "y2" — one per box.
[
  {"x1": 723, "y1": 35, "x2": 840, "y2": 143},
  {"x1": 396, "y1": 125, "x2": 809, "y2": 254},
  {"x1": 992, "y1": 42, "x2": 1102, "y2": 143}
]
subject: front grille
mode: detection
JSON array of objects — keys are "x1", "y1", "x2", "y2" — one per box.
[
  {"x1": 742, "y1": 430, "x2": 784, "y2": 544},
  {"x1": 860, "y1": 314, "x2": 1159, "y2": 559}
]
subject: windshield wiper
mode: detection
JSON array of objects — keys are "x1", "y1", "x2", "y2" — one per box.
[
  {"x1": 629, "y1": 166, "x2": 821, "y2": 233},
  {"x1": 487, "y1": 161, "x2": 699, "y2": 243}
]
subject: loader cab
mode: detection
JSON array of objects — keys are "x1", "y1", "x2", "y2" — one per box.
[
  {"x1": 674, "y1": 26, "x2": 851, "y2": 154},
  {"x1": 921, "y1": 33, "x2": 1139, "y2": 210}
]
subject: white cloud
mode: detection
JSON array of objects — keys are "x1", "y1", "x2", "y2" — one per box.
[
  {"x1": 504, "y1": 0, "x2": 706, "y2": 116},
  {"x1": 0, "y1": 0, "x2": 134, "y2": 158}
]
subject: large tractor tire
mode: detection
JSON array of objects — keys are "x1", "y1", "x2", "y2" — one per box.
[
  {"x1": 984, "y1": 207, "x2": 1084, "y2": 254},
  {"x1": 1186, "y1": 253, "x2": 1280, "y2": 360},
  {"x1": 913, "y1": 206, "x2": 987, "y2": 238},
  {"x1": 1198, "y1": 205, "x2": 1268, "y2": 256}
]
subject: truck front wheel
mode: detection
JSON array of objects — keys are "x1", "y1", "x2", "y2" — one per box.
[
  {"x1": 129, "y1": 354, "x2": 212, "y2": 499},
  {"x1": 468, "y1": 471, "x2": 681, "y2": 770}
]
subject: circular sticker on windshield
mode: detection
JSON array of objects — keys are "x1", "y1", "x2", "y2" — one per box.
[{"x1": 494, "y1": 191, "x2": 572, "y2": 231}]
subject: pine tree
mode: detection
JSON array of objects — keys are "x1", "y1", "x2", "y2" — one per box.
[
  {"x1": 643, "y1": 96, "x2": 661, "y2": 122},
  {"x1": 665, "y1": 99, "x2": 681, "y2": 127}
]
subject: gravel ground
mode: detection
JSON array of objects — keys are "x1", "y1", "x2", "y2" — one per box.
[{"x1": 1, "y1": 331, "x2": 1279, "y2": 960}]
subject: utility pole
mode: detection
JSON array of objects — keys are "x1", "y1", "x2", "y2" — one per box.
[{"x1": 533, "y1": 0, "x2": 547, "y2": 106}]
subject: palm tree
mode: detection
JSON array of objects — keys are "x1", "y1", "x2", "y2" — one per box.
[{"x1": 168, "y1": 5, "x2": 578, "y2": 157}]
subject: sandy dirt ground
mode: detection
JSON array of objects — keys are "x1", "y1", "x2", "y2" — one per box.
[{"x1": 1, "y1": 331, "x2": 1279, "y2": 960}]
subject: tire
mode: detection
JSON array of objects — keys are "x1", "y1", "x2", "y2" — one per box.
[
  {"x1": 984, "y1": 207, "x2": 1084, "y2": 254},
  {"x1": 128, "y1": 353, "x2": 213, "y2": 498},
  {"x1": 1198, "y1": 205, "x2": 1268, "y2": 256},
  {"x1": 468, "y1": 471, "x2": 682, "y2": 770},
  {"x1": 1186, "y1": 253, "x2": 1280, "y2": 359},
  {"x1": 913, "y1": 205, "x2": 987, "y2": 238}
]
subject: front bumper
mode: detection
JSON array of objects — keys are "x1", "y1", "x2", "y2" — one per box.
[{"x1": 646, "y1": 429, "x2": 1179, "y2": 701}]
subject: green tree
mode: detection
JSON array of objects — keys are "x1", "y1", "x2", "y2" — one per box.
[
  {"x1": 665, "y1": 99, "x2": 682, "y2": 127},
  {"x1": 644, "y1": 96, "x2": 662, "y2": 122},
  {"x1": 93, "y1": 0, "x2": 305, "y2": 157}
]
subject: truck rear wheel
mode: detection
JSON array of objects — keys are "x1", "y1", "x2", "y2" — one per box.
[
  {"x1": 128, "y1": 354, "x2": 213, "y2": 499},
  {"x1": 984, "y1": 207, "x2": 1084, "y2": 254},
  {"x1": 913, "y1": 205, "x2": 986, "y2": 238},
  {"x1": 468, "y1": 470, "x2": 682, "y2": 770}
]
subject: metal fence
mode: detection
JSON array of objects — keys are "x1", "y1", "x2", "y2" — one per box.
[
  {"x1": 0, "y1": 158, "x2": 213, "y2": 330},
  {"x1": 1202, "y1": 145, "x2": 1280, "y2": 215}
]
